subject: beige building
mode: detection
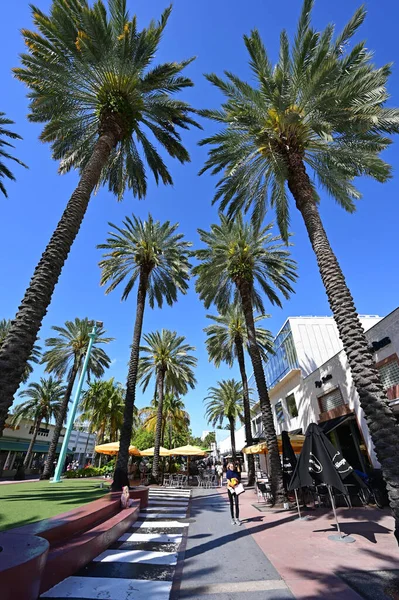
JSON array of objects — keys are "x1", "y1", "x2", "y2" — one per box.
[{"x1": 0, "y1": 416, "x2": 96, "y2": 477}]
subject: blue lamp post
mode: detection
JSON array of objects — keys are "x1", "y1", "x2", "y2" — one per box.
[{"x1": 52, "y1": 321, "x2": 101, "y2": 484}]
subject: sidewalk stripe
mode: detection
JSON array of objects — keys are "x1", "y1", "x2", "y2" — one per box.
[
  {"x1": 118, "y1": 532, "x2": 182, "y2": 544},
  {"x1": 41, "y1": 577, "x2": 172, "y2": 599},
  {"x1": 139, "y1": 512, "x2": 187, "y2": 519},
  {"x1": 94, "y1": 549, "x2": 178, "y2": 566},
  {"x1": 179, "y1": 580, "x2": 288, "y2": 595},
  {"x1": 110, "y1": 540, "x2": 180, "y2": 552},
  {"x1": 75, "y1": 561, "x2": 175, "y2": 581},
  {"x1": 132, "y1": 520, "x2": 188, "y2": 528},
  {"x1": 144, "y1": 507, "x2": 189, "y2": 512}
]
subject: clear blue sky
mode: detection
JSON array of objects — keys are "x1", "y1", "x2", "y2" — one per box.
[{"x1": 2, "y1": 0, "x2": 399, "y2": 438}]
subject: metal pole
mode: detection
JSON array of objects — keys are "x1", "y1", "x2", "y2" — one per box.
[
  {"x1": 328, "y1": 485, "x2": 342, "y2": 535},
  {"x1": 327, "y1": 485, "x2": 356, "y2": 543},
  {"x1": 52, "y1": 323, "x2": 98, "y2": 484},
  {"x1": 294, "y1": 489, "x2": 302, "y2": 519}
]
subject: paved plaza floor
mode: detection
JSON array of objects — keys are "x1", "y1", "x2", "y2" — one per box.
[{"x1": 38, "y1": 482, "x2": 399, "y2": 600}]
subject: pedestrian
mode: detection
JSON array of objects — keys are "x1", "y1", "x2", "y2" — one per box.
[
  {"x1": 216, "y1": 463, "x2": 223, "y2": 487},
  {"x1": 226, "y1": 461, "x2": 241, "y2": 525}
]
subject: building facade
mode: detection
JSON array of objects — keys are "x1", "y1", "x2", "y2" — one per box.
[
  {"x1": 0, "y1": 416, "x2": 96, "y2": 477},
  {"x1": 219, "y1": 311, "x2": 399, "y2": 473},
  {"x1": 248, "y1": 310, "x2": 399, "y2": 471}
]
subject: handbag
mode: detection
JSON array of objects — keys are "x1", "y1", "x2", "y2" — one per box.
[{"x1": 233, "y1": 482, "x2": 245, "y2": 495}]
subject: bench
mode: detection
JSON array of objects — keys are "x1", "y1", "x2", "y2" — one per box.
[{"x1": 1, "y1": 491, "x2": 142, "y2": 599}]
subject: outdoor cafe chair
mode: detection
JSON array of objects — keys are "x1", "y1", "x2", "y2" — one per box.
[{"x1": 162, "y1": 474, "x2": 171, "y2": 487}]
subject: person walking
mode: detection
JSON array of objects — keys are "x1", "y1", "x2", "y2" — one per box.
[
  {"x1": 216, "y1": 462, "x2": 223, "y2": 487},
  {"x1": 226, "y1": 462, "x2": 241, "y2": 525}
]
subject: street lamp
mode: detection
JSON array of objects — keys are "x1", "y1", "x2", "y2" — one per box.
[{"x1": 51, "y1": 321, "x2": 102, "y2": 484}]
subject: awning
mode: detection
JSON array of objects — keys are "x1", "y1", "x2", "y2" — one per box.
[
  {"x1": 0, "y1": 439, "x2": 66, "y2": 453},
  {"x1": 318, "y1": 414, "x2": 354, "y2": 435},
  {"x1": 243, "y1": 434, "x2": 305, "y2": 455}
]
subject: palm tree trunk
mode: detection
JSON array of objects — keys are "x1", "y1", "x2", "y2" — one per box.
[
  {"x1": 41, "y1": 361, "x2": 79, "y2": 479},
  {"x1": 235, "y1": 336, "x2": 255, "y2": 486},
  {"x1": 116, "y1": 270, "x2": 149, "y2": 477},
  {"x1": 0, "y1": 129, "x2": 119, "y2": 435},
  {"x1": 238, "y1": 282, "x2": 285, "y2": 504},
  {"x1": 23, "y1": 417, "x2": 41, "y2": 469},
  {"x1": 152, "y1": 369, "x2": 165, "y2": 482},
  {"x1": 228, "y1": 417, "x2": 237, "y2": 460},
  {"x1": 287, "y1": 153, "x2": 399, "y2": 541}
]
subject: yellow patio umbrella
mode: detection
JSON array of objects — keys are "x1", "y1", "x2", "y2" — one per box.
[
  {"x1": 242, "y1": 435, "x2": 305, "y2": 455},
  {"x1": 139, "y1": 446, "x2": 171, "y2": 457},
  {"x1": 168, "y1": 444, "x2": 208, "y2": 477},
  {"x1": 94, "y1": 441, "x2": 141, "y2": 456}
]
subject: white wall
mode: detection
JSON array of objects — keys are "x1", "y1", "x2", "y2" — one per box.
[
  {"x1": 218, "y1": 425, "x2": 246, "y2": 454},
  {"x1": 290, "y1": 315, "x2": 381, "y2": 377}
]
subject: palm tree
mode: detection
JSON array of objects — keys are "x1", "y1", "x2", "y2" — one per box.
[
  {"x1": 204, "y1": 379, "x2": 245, "y2": 460},
  {"x1": 0, "y1": 319, "x2": 41, "y2": 384},
  {"x1": 41, "y1": 318, "x2": 112, "y2": 479},
  {"x1": 0, "y1": 112, "x2": 27, "y2": 197},
  {"x1": 98, "y1": 214, "x2": 191, "y2": 478},
  {"x1": 138, "y1": 330, "x2": 197, "y2": 481},
  {"x1": 79, "y1": 378, "x2": 126, "y2": 445},
  {"x1": 11, "y1": 377, "x2": 65, "y2": 471},
  {"x1": 205, "y1": 304, "x2": 273, "y2": 485},
  {"x1": 193, "y1": 214, "x2": 296, "y2": 503},
  {"x1": 199, "y1": 0, "x2": 399, "y2": 530},
  {"x1": 140, "y1": 390, "x2": 190, "y2": 449},
  {"x1": 0, "y1": 0, "x2": 198, "y2": 432}
]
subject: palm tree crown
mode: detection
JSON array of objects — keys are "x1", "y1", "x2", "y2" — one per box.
[
  {"x1": 12, "y1": 377, "x2": 65, "y2": 425},
  {"x1": 15, "y1": 0, "x2": 199, "y2": 199},
  {"x1": 140, "y1": 391, "x2": 190, "y2": 448},
  {"x1": 193, "y1": 213, "x2": 297, "y2": 313},
  {"x1": 42, "y1": 318, "x2": 113, "y2": 379},
  {"x1": 199, "y1": 1, "x2": 399, "y2": 239},
  {"x1": 98, "y1": 214, "x2": 191, "y2": 305},
  {"x1": 204, "y1": 379, "x2": 245, "y2": 429},
  {"x1": 0, "y1": 319, "x2": 41, "y2": 383},
  {"x1": 205, "y1": 304, "x2": 273, "y2": 367},
  {"x1": 138, "y1": 330, "x2": 197, "y2": 394},
  {"x1": 80, "y1": 378, "x2": 126, "y2": 443},
  {"x1": 0, "y1": 112, "x2": 27, "y2": 197}
]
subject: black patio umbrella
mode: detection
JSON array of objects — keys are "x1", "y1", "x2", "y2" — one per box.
[
  {"x1": 282, "y1": 430, "x2": 304, "y2": 520},
  {"x1": 282, "y1": 430, "x2": 297, "y2": 490},
  {"x1": 288, "y1": 423, "x2": 355, "y2": 542}
]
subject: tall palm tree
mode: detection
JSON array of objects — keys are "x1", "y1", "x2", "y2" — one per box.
[
  {"x1": 11, "y1": 377, "x2": 65, "y2": 471},
  {"x1": 193, "y1": 214, "x2": 296, "y2": 503},
  {"x1": 204, "y1": 379, "x2": 245, "y2": 460},
  {"x1": 0, "y1": 112, "x2": 27, "y2": 197},
  {"x1": 41, "y1": 318, "x2": 112, "y2": 479},
  {"x1": 138, "y1": 330, "x2": 197, "y2": 481},
  {"x1": 0, "y1": 0, "x2": 198, "y2": 432},
  {"x1": 205, "y1": 304, "x2": 273, "y2": 485},
  {"x1": 199, "y1": 0, "x2": 399, "y2": 532},
  {"x1": 0, "y1": 319, "x2": 41, "y2": 384},
  {"x1": 140, "y1": 390, "x2": 190, "y2": 449},
  {"x1": 98, "y1": 214, "x2": 191, "y2": 478},
  {"x1": 79, "y1": 378, "x2": 126, "y2": 445}
]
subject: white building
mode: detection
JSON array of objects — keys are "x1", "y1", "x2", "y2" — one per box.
[
  {"x1": 68, "y1": 429, "x2": 96, "y2": 464},
  {"x1": 220, "y1": 311, "x2": 399, "y2": 473},
  {"x1": 201, "y1": 430, "x2": 211, "y2": 442}
]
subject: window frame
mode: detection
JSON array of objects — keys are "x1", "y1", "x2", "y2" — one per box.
[{"x1": 286, "y1": 393, "x2": 298, "y2": 418}]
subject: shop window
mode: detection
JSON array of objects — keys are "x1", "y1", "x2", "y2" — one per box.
[
  {"x1": 275, "y1": 400, "x2": 285, "y2": 424},
  {"x1": 377, "y1": 359, "x2": 399, "y2": 390},
  {"x1": 318, "y1": 387, "x2": 344, "y2": 413},
  {"x1": 286, "y1": 393, "x2": 298, "y2": 418},
  {"x1": 29, "y1": 426, "x2": 50, "y2": 437}
]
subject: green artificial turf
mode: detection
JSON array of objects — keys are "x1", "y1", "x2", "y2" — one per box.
[{"x1": 0, "y1": 479, "x2": 110, "y2": 532}]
